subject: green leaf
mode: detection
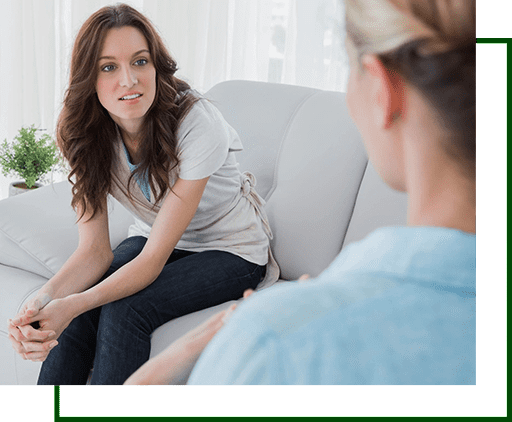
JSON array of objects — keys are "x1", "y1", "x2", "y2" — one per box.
[{"x1": 0, "y1": 125, "x2": 65, "y2": 188}]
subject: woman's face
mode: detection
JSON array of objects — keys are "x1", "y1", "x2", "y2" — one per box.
[{"x1": 96, "y1": 26, "x2": 156, "y2": 133}]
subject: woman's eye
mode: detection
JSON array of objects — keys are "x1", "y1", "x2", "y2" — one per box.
[
  {"x1": 134, "y1": 58, "x2": 148, "y2": 66},
  {"x1": 101, "y1": 64, "x2": 116, "y2": 72}
]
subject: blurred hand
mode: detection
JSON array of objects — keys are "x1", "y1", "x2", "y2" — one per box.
[
  {"x1": 242, "y1": 274, "x2": 311, "y2": 302},
  {"x1": 125, "y1": 304, "x2": 237, "y2": 385}
]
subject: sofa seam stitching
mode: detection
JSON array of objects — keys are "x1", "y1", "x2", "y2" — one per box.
[
  {"x1": 0, "y1": 226, "x2": 56, "y2": 276},
  {"x1": 339, "y1": 159, "x2": 369, "y2": 252},
  {"x1": 264, "y1": 90, "x2": 322, "y2": 202}
]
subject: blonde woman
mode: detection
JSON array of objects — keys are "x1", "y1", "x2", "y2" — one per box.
[{"x1": 127, "y1": 0, "x2": 476, "y2": 385}]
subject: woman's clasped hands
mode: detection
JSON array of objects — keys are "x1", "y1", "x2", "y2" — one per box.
[{"x1": 7, "y1": 292, "x2": 77, "y2": 362}]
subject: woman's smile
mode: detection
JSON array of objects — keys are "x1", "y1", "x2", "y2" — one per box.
[
  {"x1": 119, "y1": 92, "x2": 143, "y2": 104},
  {"x1": 119, "y1": 93, "x2": 142, "y2": 104}
]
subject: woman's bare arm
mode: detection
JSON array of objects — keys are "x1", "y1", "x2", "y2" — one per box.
[
  {"x1": 19, "y1": 177, "x2": 209, "y2": 341},
  {"x1": 72, "y1": 177, "x2": 209, "y2": 310},
  {"x1": 8, "y1": 197, "x2": 114, "y2": 360},
  {"x1": 14, "y1": 196, "x2": 113, "y2": 312}
]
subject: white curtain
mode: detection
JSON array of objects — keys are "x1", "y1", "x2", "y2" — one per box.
[
  {"x1": 0, "y1": 0, "x2": 348, "y2": 199},
  {"x1": 281, "y1": 0, "x2": 347, "y2": 90},
  {"x1": 143, "y1": 0, "x2": 347, "y2": 92},
  {"x1": 143, "y1": 0, "x2": 274, "y2": 92}
]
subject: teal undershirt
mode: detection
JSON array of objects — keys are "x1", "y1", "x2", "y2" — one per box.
[{"x1": 122, "y1": 142, "x2": 151, "y2": 202}]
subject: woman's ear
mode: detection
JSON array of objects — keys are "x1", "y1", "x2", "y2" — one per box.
[{"x1": 360, "y1": 55, "x2": 404, "y2": 129}]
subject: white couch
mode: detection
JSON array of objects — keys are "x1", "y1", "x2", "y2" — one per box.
[{"x1": 0, "y1": 80, "x2": 407, "y2": 385}]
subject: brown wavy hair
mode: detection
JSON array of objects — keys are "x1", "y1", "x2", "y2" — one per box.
[{"x1": 57, "y1": 3, "x2": 199, "y2": 220}]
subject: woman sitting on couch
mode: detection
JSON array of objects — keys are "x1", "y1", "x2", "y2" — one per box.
[
  {"x1": 126, "y1": 0, "x2": 476, "y2": 385},
  {"x1": 7, "y1": 3, "x2": 277, "y2": 385}
]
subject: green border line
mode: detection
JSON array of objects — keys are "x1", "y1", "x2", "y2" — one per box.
[
  {"x1": 54, "y1": 38, "x2": 512, "y2": 421},
  {"x1": 55, "y1": 385, "x2": 59, "y2": 420}
]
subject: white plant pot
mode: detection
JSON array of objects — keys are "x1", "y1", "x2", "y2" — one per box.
[{"x1": 8, "y1": 181, "x2": 43, "y2": 197}]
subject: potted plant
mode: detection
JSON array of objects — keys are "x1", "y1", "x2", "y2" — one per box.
[{"x1": 0, "y1": 125, "x2": 63, "y2": 197}]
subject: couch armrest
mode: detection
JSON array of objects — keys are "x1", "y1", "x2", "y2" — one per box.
[{"x1": 0, "y1": 181, "x2": 134, "y2": 278}]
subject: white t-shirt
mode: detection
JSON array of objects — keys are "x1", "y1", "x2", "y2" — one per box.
[{"x1": 109, "y1": 96, "x2": 279, "y2": 288}]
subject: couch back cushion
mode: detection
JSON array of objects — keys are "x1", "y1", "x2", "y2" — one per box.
[
  {"x1": 0, "y1": 81, "x2": 407, "y2": 282},
  {"x1": 207, "y1": 81, "x2": 372, "y2": 280}
]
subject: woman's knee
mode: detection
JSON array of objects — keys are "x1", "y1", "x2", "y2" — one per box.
[
  {"x1": 98, "y1": 297, "x2": 153, "y2": 335},
  {"x1": 101, "y1": 237, "x2": 148, "y2": 279}
]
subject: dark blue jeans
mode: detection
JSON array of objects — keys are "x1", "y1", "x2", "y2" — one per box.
[{"x1": 37, "y1": 236, "x2": 265, "y2": 385}]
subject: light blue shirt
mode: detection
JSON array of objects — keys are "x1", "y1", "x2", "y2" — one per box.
[
  {"x1": 188, "y1": 226, "x2": 476, "y2": 384},
  {"x1": 122, "y1": 142, "x2": 151, "y2": 202}
]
